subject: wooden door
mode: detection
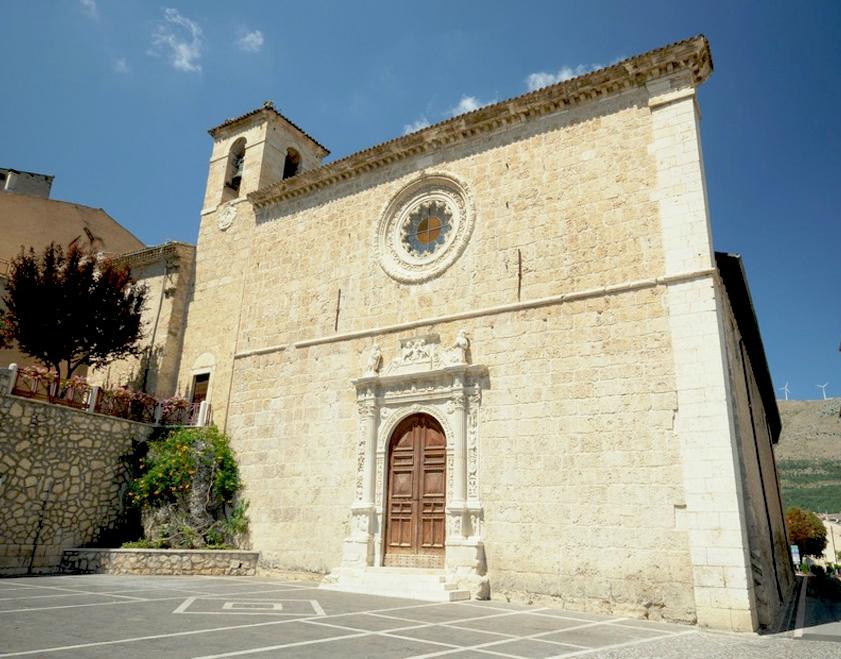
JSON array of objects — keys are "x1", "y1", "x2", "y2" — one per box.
[{"x1": 384, "y1": 414, "x2": 446, "y2": 567}]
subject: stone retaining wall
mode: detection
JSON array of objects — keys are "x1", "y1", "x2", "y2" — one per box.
[
  {"x1": 0, "y1": 368, "x2": 155, "y2": 574},
  {"x1": 60, "y1": 548, "x2": 259, "y2": 576}
]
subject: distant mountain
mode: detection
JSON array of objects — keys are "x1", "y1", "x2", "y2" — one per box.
[{"x1": 775, "y1": 399, "x2": 841, "y2": 514}]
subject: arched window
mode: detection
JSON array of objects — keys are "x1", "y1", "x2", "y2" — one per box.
[
  {"x1": 226, "y1": 138, "x2": 247, "y2": 195},
  {"x1": 282, "y1": 148, "x2": 301, "y2": 180}
]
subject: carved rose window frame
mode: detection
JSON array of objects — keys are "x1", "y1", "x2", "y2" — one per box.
[{"x1": 374, "y1": 172, "x2": 474, "y2": 284}]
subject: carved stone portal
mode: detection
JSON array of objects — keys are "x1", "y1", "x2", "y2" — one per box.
[{"x1": 333, "y1": 331, "x2": 488, "y2": 598}]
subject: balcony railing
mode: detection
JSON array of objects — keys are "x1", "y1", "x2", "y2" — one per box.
[{"x1": 5, "y1": 364, "x2": 210, "y2": 427}]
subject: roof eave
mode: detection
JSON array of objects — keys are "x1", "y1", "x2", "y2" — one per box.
[
  {"x1": 250, "y1": 34, "x2": 712, "y2": 210},
  {"x1": 715, "y1": 252, "x2": 782, "y2": 443},
  {"x1": 208, "y1": 102, "x2": 330, "y2": 156}
]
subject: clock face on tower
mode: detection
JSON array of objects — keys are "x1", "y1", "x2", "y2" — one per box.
[{"x1": 375, "y1": 173, "x2": 474, "y2": 284}]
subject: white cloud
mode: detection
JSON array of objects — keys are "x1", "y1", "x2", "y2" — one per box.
[
  {"x1": 525, "y1": 63, "x2": 601, "y2": 91},
  {"x1": 402, "y1": 117, "x2": 431, "y2": 135},
  {"x1": 236, "y1": 30, "x2": 264, "y2": 53},
  {"x1": 80, "y1": 0, "x2": 97, "y2": 19},
  {"x1": 113, "y1": 58, "x2": 129, "y2": 74},
  {"x1": 149, "y1": 8, "x2": 204, "y2": 73},
  {"x1": 448, "y1": 95, "x2": 482, "y2": 116},
  {"x1": 402, "y1": 94, "x2": 491, "y2": 135}
]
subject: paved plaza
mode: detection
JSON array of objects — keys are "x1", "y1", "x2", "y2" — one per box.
[{"x1": 0, "y1": 575, "x2": 837, "y2": 658}]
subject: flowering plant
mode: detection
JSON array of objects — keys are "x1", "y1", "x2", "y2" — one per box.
[
  {"x1": 161, "y1": 395, "x2": 190, "y2": 413},
  {"x1": 19, "y1": 365, "x2": 58, "y2": 382},
  {"x1": 159, "y1": 395, "x2": 192, "y2": 425},
  {"x1": 59, "y1": 375, "x2": 88, "y2": 389}
]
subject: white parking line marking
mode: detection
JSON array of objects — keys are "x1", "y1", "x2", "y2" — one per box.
[
  {"x1": 302, "y1": 618, "x2": 429, "y2": 634},
  {"x1": 192, "y1": 631, "x2": 372, "y2": 659},
  {"x1": 172, "y1": 597, "x2": 325, "y2": 617},
  {"x1": 368, "y1": 607, "x2": 550, "y2": 627},
  {"x1": 0, "y1": 581, "x2": 146, "y2": 601},
  {"x1": 173, "y1": 596, "x2": 196, "y2": 614},
  {"x1": 0, "y1": 595, "x2": 187, "y2": 614},
  {"x1": 203, "y1": 586, "x2": 320, "y2": 597},
  {"x1": 0, "y1": 587, "x2": 194, "y2": 602},
  {"x1": 0, "y1": 597, "x2": 445, "y2": 656},
  {"x1": 405, "y1": 618, "x2": 632, "y2": 658},
  {"x1": 223, "y1": 601, "x2": 284, "y2": 611},
  {"x1": 550, "y1": 629, "x2": 697, "y2": 657},
  {"x1": 0, "y1": 592, "x2": 99, "y2": 602},
  {"x1": 0, "y1": 580, "x2": 692, "y2": 659},
  {"x1": 192, "y1": 626, "x2": 480, "y2": 659}
]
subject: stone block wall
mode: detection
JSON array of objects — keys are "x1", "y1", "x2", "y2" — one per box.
[
  {"x1": 180, "y1": 72, "x2": 714, "y2": 619},
  {"x1": 180, "y1": 87, "x2": 668, "y2": 428},
  {"x1": 175, "y1": 39, "x2": 784, "y2": 631},
  {"x1": 60, "y1": 548, "x2": 258, "y2": 576},
  {"x1": 0, "y1": 369, "x2": 154, "y2": 574},
  {"x1": 227, "y1": 291, "x2": 696, "y2": 619}
]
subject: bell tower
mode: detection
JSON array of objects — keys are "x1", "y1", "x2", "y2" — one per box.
[
  {"x1": 201, "y1": 100, "x2": 329, "y2": 213},
  {"x1": 179, "y1": 101, "x2": 328, "y2": 430}
]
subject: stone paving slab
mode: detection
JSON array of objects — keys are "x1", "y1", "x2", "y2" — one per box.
[{"x1": 0, "y1": 575, "x2": 838, "y2": 658}]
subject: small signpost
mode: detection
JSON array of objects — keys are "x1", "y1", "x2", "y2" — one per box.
[{"x1": 791, "y1": 544, "x2": 801, "y2": 568}]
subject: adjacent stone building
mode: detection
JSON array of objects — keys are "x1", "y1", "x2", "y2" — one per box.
[
  {"x1": 87, "y1": 241, "x2": 196, "y2": 398},
  {"x1": 175, "y1": 36, "x2": 792, "y2": 630}
]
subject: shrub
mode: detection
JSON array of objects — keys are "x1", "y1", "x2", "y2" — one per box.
[
  {"x1": 128, "y1": 426, "x2": 248, "y2": 549},
  {"x1": 121, "y1": 539, "x2": 167, "y2": 549}
]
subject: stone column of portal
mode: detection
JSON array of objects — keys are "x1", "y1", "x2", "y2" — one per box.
[
  {"x1": 338, "y1": 400, "x2": 378, "y2": 571},
  {"x1": 361, "y1": 404, "x2": 378, "y2": 509},
  {"x1": 445, "y1": 379, "x2": 488, "y2": 599},
  {"x1": 451, "y1": 392, "x2": 467, "y2": 509}
]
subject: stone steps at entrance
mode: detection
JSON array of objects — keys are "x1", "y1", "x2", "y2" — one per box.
[{"x1": 320, "y1": 566, "x2": 471, "y2": 602}]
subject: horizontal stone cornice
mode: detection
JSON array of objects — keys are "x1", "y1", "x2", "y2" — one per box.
[
  {"x1": 233, "y1": 267, "x2": 717, "y2": 360},
  {"x1": 249, "y1": 35, "x2": 712, "y2": 210}
]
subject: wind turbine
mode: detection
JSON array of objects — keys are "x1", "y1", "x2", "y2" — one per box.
[
  {"x1": 779, "y1": 382, "x2": 790, "y2": 401},
  {"x1": 817, "y1": 383, "x2": 829, "y2": 400}
]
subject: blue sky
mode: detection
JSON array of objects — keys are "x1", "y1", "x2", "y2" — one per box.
[{"x1": 1, "y1": 1, "x2": 839, "y2": 400}]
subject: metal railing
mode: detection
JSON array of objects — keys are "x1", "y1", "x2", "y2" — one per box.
[{"x1": 5, "y1": 364, "x2": 210, "y2": 427}]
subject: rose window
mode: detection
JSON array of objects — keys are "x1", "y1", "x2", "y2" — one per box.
[
  {"x1": 375, "y1": 173, "x2": 474, "y2": 284},
  {"x1": 402, "y1": 202, "x2": 453, "y2": 256}
]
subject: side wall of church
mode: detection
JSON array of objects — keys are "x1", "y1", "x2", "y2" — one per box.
[
  {"x1": 192, "y1": 84, "x2": 706, "y2": 622},
  {"x1": 718, "y1": 282, "x2": 796, "y2": 627}
]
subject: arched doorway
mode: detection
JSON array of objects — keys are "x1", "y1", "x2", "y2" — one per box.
[{"x1": 383, "y1": 413, "x2": 446, "y2": 567}]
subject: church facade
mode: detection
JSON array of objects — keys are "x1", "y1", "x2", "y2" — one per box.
[{"x1": 175, "y1": 36, "x2": 793, "y2": 631}]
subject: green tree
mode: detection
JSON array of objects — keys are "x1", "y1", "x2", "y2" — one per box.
[
  {"x1": 1, "y1": 243, "x2": 146, "y2": 380},
  {"x1": 786, "y1": 506, "x2": 828, "y2": 558}
]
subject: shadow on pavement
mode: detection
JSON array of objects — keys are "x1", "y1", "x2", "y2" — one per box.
[{"x1": 800, "y1": 571, "x2": 841, "y2": 642}]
